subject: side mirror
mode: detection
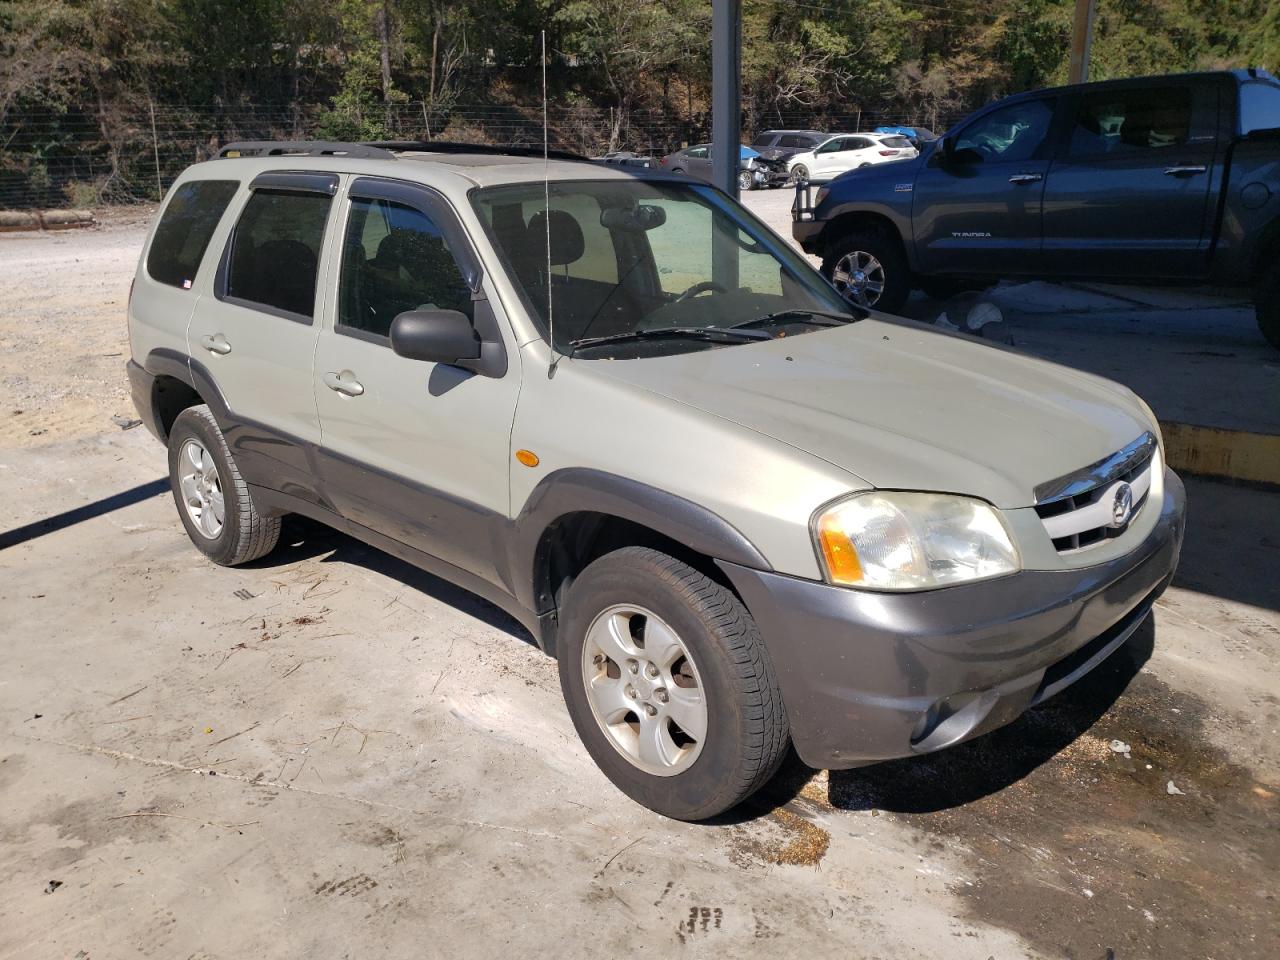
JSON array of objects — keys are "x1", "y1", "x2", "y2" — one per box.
[{"x1": 390, "y1": 309, "x2": 481, "y2": 364}]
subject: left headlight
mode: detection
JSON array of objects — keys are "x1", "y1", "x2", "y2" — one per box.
[{"x1": 813, "y1": 491, "x2": 1020, "y2": 591}]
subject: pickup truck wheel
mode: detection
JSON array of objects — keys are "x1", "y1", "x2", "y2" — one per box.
[
  {"x1": 1257, "y1": 280, "x2": 1280, "y2": 350},
  {"x1": 167, "y1": 405, "x2": 281, "y2": 566},
  {"x1": 558, "y1": 547, "x2": 789, "y2": 821},
  {"x1": 823, "y1": 228, "x2": 911, "y2": 312}
]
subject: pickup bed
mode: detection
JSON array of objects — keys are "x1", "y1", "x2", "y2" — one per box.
[{"x1": 793, "y1": 69, "x2": 1280, "y2": 350}]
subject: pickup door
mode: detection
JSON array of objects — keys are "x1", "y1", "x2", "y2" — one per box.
[
  {"x1": 1040, "y1": 79, "x2": 1222, "y2": 279},
  {"x1": 911, "y1": 95, "x2": 1059, "y2": 277}
]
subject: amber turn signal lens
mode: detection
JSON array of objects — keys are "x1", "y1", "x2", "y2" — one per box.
[
  {"x1": 817, "y1": 512, "x2": 863, "y2": 584},
  {"x1": 515, "y1": 449, "x2": 540, "y2": 468}
]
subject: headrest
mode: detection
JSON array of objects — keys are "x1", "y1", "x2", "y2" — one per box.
[{"x1": 527, "y1": 209, "x2": 585, "y2": 266}]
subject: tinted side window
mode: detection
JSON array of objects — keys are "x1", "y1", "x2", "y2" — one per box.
[
  {"x1": 224, "y1": 190, "x2": 332, "y2": 319},
  {"x1": 1069, "y1": 87, "x2": 1192, "y2": 156},
  {"x1": 779, "y1": 134, "x2": 809, "y2": 148},
  {"x1": 751, "y1": 133, "x2": 775, "y2": 147},
  {"x1": 147, "y1": 180, "x2": 239, "y2": 289},
  {"x1": 687, "y1": 146, "x2": 708, "y2": 159},
  {"x1": 338, "y1": 198, "x2": 474, "y2": 339},
  {"x1": 956, "y1": 98, "x2": 1056, "y2": 163},
  {"x1": 1239, "y1": 80, "x2": 1280, "y2": 134}
]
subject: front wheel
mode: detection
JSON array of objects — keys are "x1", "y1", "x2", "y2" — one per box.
[
  {"x1": 558, "y1": 547, "x2": 789, "y2": 821},
  {"x1": 791, "y1": 163, "x2": 810, "y2": 182},
  {"x1": 822, "y1": 226, "x2": 912, "y2": 313},
  {"x1": 737, "y1": 170, "x2": 755, "y2": 192}
]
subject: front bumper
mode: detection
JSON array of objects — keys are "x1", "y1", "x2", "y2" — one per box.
[{"x1": 719, "y1": 468, "x2": 1187, "y2": 769}]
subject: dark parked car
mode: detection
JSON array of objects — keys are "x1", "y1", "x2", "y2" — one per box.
[
  {"x1": 873, "y1": 125, "x2": 938, "y2": 150},
  {"x1": 659, "y1": 143, "x2": 788, "y2": 191},
  {"x1": 751, "y1": 129, "x2": 828, "y2": 162},
  {"x1": 795, "y1": 69, "x2": 1280, "y2": 349},
  {"x1": 591, "y1": 151, "x2": 655, "y2": 169}
]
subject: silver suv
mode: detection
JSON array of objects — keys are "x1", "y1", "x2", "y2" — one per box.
[{"x1": 127, "y1": 140, "x2": 1186, "y2": 820}]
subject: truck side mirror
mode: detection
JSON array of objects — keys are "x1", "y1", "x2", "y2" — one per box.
[{"x1": 390, "y1": 309, "x2": 481, "y2": 364}]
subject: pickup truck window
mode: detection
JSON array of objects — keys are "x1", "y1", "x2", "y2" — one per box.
[
  {"x1": 1069, "y1": 87, "x2": 1192, "y2": 155},
  {"x1": 1240, "y1": 80, "x2": 1280, "y2": 134},
  {"x1": 337, "y1": 197, "x2": 473, "y2": 340},
  {"x1": 954, "y1": 98, "x2": 1055, "y2": 163}
]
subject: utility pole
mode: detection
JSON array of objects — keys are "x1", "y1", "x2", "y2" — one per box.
[
  {"x1": 710, "y1": 0, "x2": 742, "y2": 291},
  {"x1": 1068, "y1": 0, "x2": 1096, "y2": 84},
  {"x1": 711, "y1": 0, "x2": 741, "y2": 199}
]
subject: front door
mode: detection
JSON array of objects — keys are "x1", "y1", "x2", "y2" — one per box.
[
  {"x1": 1040, "y1": 80, "x2": 1220, "y2": 279},
  {"x1": 187, "y1": 174, "x2": 337, "y2": 505},
  {"x1": 911, "y1": 96, "x2": 1059, "y2": 277},
  {"x1": 312, "y1": 180, "x2": 521, "y2": 586}
]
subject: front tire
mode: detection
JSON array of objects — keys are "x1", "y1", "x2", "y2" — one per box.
[
  {"x1": 558, "y1": 547, "x2": 789, "y2": 821},
  {"x1": 167, "y1": 405, "x2": 280, "y2": 566},
  {"x1": 791, "y1": 163, "x2": 810, "y2": 182},
  {"x1": 738, "y1": 170, "x2": 755, "y2": 192},
  {"x1": 822, "y1": 226, "x2": 912, "y2": 313}
]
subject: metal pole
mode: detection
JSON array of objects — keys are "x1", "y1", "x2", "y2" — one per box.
[
  {"x1": 1068, "y1": 0, "x2": 1096, "y2": 85},
  {"x1": 711, "y1": 0, "x2": 741, "y2": 291},
  {"x1": 711, "y1": 0, "x2": 741, "y2": 198}
]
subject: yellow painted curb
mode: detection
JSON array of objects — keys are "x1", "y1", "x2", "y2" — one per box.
[{"x1": 1161, "y1": 421, "x2": 1280, "y2": 487}]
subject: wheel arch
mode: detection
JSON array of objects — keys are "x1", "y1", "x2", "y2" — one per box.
[
  {"x1": 142, "y1": 348, "x2": 232, "y2": 442},
  {"x1": 820, "y1": 209, "x2": 910, "y2": 264},
  {"x1": 512, "y1": 470, "x2": 771, "y2": 657}
]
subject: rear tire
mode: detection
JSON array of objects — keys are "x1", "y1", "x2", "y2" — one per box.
[
  {"x1": 1257, "y1": 275, "x2": 1280, "y2": 351},
  {"x1": 167, "y1": 405, "x2": 280, "y2": 566},
  {"x1": 557, "y1": 547, "x2": 789, "y2": 821},
  {"x1": 822, "y1": 226, "x2": 912, "y2": 313}
]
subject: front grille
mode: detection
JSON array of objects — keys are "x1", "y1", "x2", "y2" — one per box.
[{"x1": 1034, "y1": 434, "x2": 1158, "y2": 554}]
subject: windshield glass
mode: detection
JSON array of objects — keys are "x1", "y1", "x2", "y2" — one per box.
[{"x1": 471, "y1": 179, "x2": 856, "y2": 357}]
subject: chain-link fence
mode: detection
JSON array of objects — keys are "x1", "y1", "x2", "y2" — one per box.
[{"x1": 0, "y1": 101, "x2": 953, "y2": 210}]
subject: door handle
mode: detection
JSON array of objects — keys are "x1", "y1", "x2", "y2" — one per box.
[
  {"x1": 1164, "y1": 165, "x2": 1207, "y2": 177},
  {"x1": 323, "y1": 371, "x2": 365, "y2": 397},
  {"x1": 200, "y1": 333, "x2": 232, "y2": 355},
  {"x1": 1008, "y1": 173, "x2": 1043, "y2": 184}
]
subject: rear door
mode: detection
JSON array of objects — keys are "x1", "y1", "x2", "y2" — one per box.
[
  {"x1": 1040, "y1": 79, "x2": 1221, "y2": 278},
  {"x1": 311, "y1": 177, "x2": 520, "y2": 585},
  {"x1": 186, "y1": 171, "x2": 337, "y2": 505},
  {"x1": 911, "y1": 96, "x2": 1059, "y2": 277}
]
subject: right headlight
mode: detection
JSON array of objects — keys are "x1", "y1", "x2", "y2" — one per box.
[{"x1": 813, "y1": 491, "x2": 1020, "y2": 591}]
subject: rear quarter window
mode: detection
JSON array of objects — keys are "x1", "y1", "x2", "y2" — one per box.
[
  {"x1": 146, "y1": 180, "x2": 240, "y2": 289},
  {"x1": 881, "y1": 136, "x2": 913, "y2": 148}
]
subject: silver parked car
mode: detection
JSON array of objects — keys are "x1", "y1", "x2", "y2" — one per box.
[{"x1": 127, "y1": 140, "x2": 1185, "y2": 820}]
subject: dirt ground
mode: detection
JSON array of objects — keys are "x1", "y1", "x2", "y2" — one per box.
[{"x1": 1, "y1": 209, "x2": 1277, "y2": 960}]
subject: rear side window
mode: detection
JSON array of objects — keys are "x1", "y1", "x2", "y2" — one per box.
[
  {"x1": 224, "y1": 190, "x2": 333, "y2": 320},
  {"x1": 146, "y1": 180, "x2": 239, "y2": 289},
  {"x1": 881, "y1": 136, "x2": 913, "y2": 148},
  {"x1": 1240, "y1": 80, "x2": 1280, "y2": 134},
  {"x1": 338, "y1": 198, "x2": 474, "y2": 339},
  {"x1": 1070, "y1": 87, "x2": 1192, "y2": 155}
]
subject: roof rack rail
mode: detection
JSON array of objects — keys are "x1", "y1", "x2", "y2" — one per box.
[
  {"x1": 218, "y1": 141, "x2": 396, "y2": 160},
  {"x1": 365, "y1": 141, "x2": 590, "y2": 162}
]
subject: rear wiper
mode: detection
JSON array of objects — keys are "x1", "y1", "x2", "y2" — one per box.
[
  {"x1": 568, "y1": 326, "x2": 772, "y2": 350},
  {"x1": 729, "y1": 308, "x2": 864, "y2": 331}
]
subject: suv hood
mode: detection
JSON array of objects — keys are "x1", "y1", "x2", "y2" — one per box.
[{"x1": 588, "y1": 318, "x2": 1153, "y2": 509}]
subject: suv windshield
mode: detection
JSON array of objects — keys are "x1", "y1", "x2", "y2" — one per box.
[{"x1": 471, "y1": 179, "x2": 856, "y2": 357}]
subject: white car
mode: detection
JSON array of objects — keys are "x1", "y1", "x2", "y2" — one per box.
[{"x1": 788, "y1": 133, "x2": 919, "y2": 182}]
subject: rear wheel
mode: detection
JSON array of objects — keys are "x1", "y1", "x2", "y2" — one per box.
[
  {"x1": 558, "y1": 547, "x2": 789, "y2": 821},
  {"x1": 1257, "y1": 273, "x2": 1280, "y2": 350},
  {"x1": 167, "y1": 405, "x2": 280, "y2": 566},
  {"x1": 823, "y1": 226, "x2": 912, "y2": 313}
]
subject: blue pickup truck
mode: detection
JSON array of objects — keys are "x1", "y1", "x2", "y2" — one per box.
[{"x1": 793, "y1": 69, "x2": 1280, "y2": 350}]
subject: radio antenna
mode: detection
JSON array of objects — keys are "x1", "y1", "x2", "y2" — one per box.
[{"x1": 542, "y1": 29, "x2": 557, "y2": 376}]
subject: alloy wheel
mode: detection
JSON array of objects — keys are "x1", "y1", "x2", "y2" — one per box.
[
  {"x1": 581, "y1": 604, "x2": 708, "y2": 777},
  {"x1": 178, "y1": 438, "x2": 225, "y2": 539},
  {"x1": 831, "y1": 250, "x2": 886, "y2": 307}
]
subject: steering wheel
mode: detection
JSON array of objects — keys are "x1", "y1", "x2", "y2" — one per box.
[{"x1": 674, "y1": 280, "x2": 728, "y2": 303}]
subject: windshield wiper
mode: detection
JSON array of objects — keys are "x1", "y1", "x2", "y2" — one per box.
[
  {"x1": 569, "y1": 326, "x2": 772, "y2": 350},
  {"x1": 728, "y1": 308, "x2": 864, "y2": 331}
]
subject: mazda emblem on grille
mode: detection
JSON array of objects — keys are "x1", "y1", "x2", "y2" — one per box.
[{"x1": 1112, "y1": 482, "x2": 1134, "y2": 527}]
